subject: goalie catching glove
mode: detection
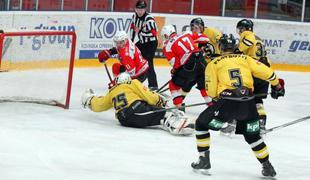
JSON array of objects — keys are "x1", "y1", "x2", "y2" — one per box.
[{"x1": 81, "y1": 89, "x2": 95, "y2": 109}]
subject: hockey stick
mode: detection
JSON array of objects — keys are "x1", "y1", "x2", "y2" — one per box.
[
  {"x1": 263, "y1": 115, "x2": 310, "y2": 134},
  {"x1": 156, "y1": 81, "x2": 169, "y2": 93},
  {"x1": 158, "y1": 87, "x2": 169, "y2": 94},
  {"x1": 104, "y1": 63, "x2": 112, "y2": 82},
  {"x1": 0, "y1": 38, "x2": 12, "y2": 72},
  {"x1": 134, "y1": 92, "x2": 272, "y2": 115},
  {"x1": 135, "y1": 102, "x2": 208, "y2": 115},
  {"x1": 2, "y1": 38, "x2": 12, "y2": 57}
]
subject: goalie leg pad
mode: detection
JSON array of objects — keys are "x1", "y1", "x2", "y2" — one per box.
[{"x1": 162, "y1": 110, "x2": 194, "y2": 135}]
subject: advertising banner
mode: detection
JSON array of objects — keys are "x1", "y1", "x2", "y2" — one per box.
[{"x1": 0, "y1": 12, "x2": 309, "y2": 65}]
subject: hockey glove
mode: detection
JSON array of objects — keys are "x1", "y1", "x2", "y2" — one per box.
[
  {"x1": 98, "y1": 50, "x2": 111, "y2": 63},
  {"x1": 81, "y1": 89, "x2": 95, "y2": 109},
  {"x1": 271, "y1": 78, "x2": 285, "y2": 99}
]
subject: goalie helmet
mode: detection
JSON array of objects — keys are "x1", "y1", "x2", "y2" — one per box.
[
  {"x1": 190, "y1": 17, "x2": 205, "y2": 32},
  {"x1": 115, "y1": 72, "x2": 132, "y2": 85},
  {"x1": 236, "y1": 19, "x2": 254, "y2": 31},
  {"x1": 218, "y1": 34, "x2": 237, "y2": 51},
  {"x1": 161, "y1": 24, "x2": 176, "y2": 39}
]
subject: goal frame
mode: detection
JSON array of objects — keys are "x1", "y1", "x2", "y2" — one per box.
[{"x1": 0, "y1": 31, "x2": 77, "y2": 109}]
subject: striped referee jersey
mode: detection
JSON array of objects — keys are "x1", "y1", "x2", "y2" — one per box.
[{"x1": 130, "y1": 12, "x2": 158, "y2": 44}]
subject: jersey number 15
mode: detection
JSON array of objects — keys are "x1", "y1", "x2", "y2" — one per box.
[{"x1": 112, "y1": 93, "x2": 128, "y2": 110}]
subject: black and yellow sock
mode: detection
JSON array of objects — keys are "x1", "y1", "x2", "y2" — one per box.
[
  {"x1": 195, "y1": 130, "x2": 210, "y2": 156},
  {"x1": 250, "y1": 138, "x2": 269, "y2": 163}
]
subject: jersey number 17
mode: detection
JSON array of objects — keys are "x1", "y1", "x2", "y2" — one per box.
[{"x1": 178, "y1": 37, "x2": 195, "y2": 53}]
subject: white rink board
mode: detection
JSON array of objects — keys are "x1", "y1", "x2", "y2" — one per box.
[{"x1": 0, "y1": 12, "x2": 310, "y2": 64}]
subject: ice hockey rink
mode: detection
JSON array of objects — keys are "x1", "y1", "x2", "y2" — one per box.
[{"x1": 1, "y1": 67, "x2": 310, "y2": 180}]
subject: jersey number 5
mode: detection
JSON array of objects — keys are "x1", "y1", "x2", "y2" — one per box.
[
  {"x1": 229, "y1": 69, "x2": 243, "y2": 88},
  {"x1": 112, "y1": 93, "x2": 128, "y2": 110}
]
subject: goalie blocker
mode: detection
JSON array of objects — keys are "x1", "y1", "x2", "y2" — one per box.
[{"x1": 81, "y1": 72, "x2": 194, "y2": 135}]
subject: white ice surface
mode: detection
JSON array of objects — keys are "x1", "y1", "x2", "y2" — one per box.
[{"x1": 1, "y1": 67, "x2": 310, "y2": 180}]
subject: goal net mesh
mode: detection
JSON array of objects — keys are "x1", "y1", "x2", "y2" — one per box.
[{"x1": 0, "y1": 31, "x2": 76, "y2": 109}]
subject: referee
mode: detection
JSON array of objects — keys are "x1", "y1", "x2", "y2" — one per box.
[{"x1": 130, "y1": 0, "x2": 158, "y2": 90}]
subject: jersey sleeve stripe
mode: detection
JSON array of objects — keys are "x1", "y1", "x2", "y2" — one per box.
[
  {"x1": 267, "y1": 73, "x2": 276, "y2": 81},
  {"x1": 242, "y1": 38, "x2": 254, "y2": 46}
]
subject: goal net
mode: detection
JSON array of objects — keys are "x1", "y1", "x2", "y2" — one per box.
[{"x1": 0, "y1": 31, "x2": 76, "y2": 109}]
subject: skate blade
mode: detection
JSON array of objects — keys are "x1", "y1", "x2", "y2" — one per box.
[
  {"x1": 260, "y1": 176, "x2": 276, "y2": 180},
  {"x1": 193, "y1": 168, "x2": 211, "y2": 175}
]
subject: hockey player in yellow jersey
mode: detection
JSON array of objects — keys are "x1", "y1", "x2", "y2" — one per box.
[
  {"x1": 191, "y1": 34, "x2": 285, "y2": 177},
  {"x1": 81, "y1": 72, "x2": 194, "y2": 135},
  {"x1": 236, "y1": 19, "x2": 271, "y2": 132},
  {"x1": 190, "y1": 18, "x2": 222, "y2": 60}
]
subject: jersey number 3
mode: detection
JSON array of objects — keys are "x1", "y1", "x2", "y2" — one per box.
[
  {"x1": 112, "y1": 93, "x2": 128, "y2": 110},
  {"x1": 229, "y1": 69, "x2": 243, "y2": 88}
]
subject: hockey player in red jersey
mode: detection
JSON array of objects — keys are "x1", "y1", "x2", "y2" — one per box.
[
  {"x1": 98, "y1": 31, "x2": 149, "y2": 82},
  {"x1": 161, "y1": 24, "x2": 212, "y2": 108}
]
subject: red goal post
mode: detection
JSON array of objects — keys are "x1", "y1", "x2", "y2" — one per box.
[{"x1": 0, "y1": 31, "x2": 77, "y2": 109}]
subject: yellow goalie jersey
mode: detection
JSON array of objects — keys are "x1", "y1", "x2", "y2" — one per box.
[
  {"x1": 203, "y1": 27, "x2": 222, "y2": 56},
  {"x1": 89, "y1": 79, "x2": 162, "y2": 113},
  {"x1": 205, "y1": 54, "x2": 279, "y2": 98},
  {"x1": 238, "y1": 30, "x2": 267, "y2": 61}
]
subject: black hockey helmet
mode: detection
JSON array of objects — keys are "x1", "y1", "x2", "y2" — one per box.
[
  {"x1": 218, "y1": 34, "x2": 237, "y2": 51},
  {"x1": 135, "y1": 0, "x2": 147, "y2": 9},
  {"x1": 190, "y1": 17, "x2": 205, "y2": 32},
  {"x1": 236, "y1": 19, "x2": 254, "y2": 31}
]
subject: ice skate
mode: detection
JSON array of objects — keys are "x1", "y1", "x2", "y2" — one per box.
[{"x1": 191, "y1": 150, "x2": 211, "y2": 175}]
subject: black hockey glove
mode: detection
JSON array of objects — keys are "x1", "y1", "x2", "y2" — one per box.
[{"x1": 271, "y1": 78, "x2": 285, "y2": 99}]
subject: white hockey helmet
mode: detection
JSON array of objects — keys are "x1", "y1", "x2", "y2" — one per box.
[
  {"x1": 161, "y1": 24, "x2": 176, "y2": 39},
  {"x1": 113, "y1": 31, "x2": 128, "y2": 42},
  {"x1": 113, "y1": 31, "x2": 128, "y2": 48},
  {"x1": 115, "y1": 72, "x2": 132, "y2": 85}
]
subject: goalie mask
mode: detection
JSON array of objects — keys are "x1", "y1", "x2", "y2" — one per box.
[
  {"x1": 113, "y1": 31, "x2": 128, "y2": 49},
  {"x1": 115, "y1": 72, "x2": 132, "y2": 85}
]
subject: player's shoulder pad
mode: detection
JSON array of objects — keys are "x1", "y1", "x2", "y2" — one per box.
[{"x1": 241, "y1": 31, "x2": 255, "y2": 46}]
